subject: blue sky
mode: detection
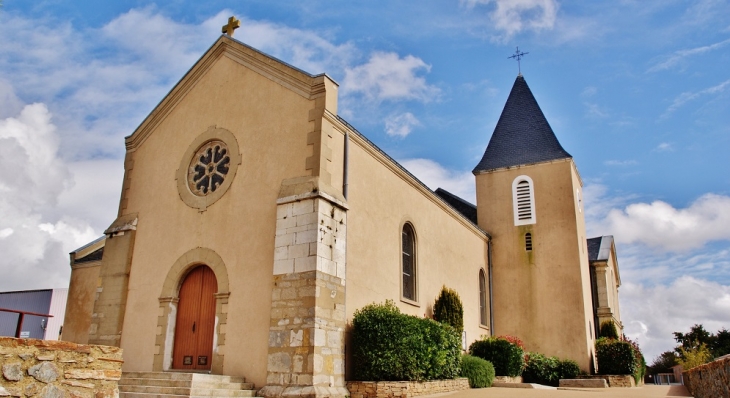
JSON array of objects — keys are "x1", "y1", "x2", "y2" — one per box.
[{"x1": 1, "y1": 0, "x2": 729, "y2": 361}]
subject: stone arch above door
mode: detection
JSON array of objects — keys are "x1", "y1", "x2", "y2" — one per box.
[{"x1": 154, "y1": 247, "x2": 230, "y2": 374}]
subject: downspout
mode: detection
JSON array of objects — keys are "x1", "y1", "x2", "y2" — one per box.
[
  {"x1": 488, "y1": 237, "x2": 494, "y2": 336},
  {"x1": 343, "y1": 131, "x2": 349, "y2": 199}
]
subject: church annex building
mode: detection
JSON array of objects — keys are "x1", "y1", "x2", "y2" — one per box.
[{"x1": 63, "y1": 30, "x2": 623, "y2": 397}]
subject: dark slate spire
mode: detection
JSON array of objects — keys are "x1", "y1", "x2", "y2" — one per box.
[{"x1": 473, "y1": 75, "x2": 571, "y2": 173}]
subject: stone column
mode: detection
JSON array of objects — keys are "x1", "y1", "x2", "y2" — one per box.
[
  {"x1": 259, "y1": 177, "x2": 348, "y2": 398},
  {"x1": 88, "y1": 213, "x2": 138, "y2": 347}
]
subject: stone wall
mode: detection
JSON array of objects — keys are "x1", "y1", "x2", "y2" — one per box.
[
  {"x1": 683, "y1": 356, "x2": 730, "y2": 398},
  {"x1": 346, "y1": 379, "x2": 469, "y2": 398},
  {"x1": 0, "y1": 337, "x2": 122, "y2": 398},
  {"x1": 577, "y1": 374, "x2": 635, "y2": 387}
]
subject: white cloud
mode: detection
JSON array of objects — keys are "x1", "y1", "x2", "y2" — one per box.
[
  {"x1": 663, "y1": 79, "x2": 730, "y2": 117},
  {"x1": 603, "y1": 159, "x2": 638, "y2": 166},
  {"x1": 384, "y1": 113, "x2": 420, "y2": 138},
  {"x1": 581, "y1": 86, "x2": 597, "y2": 98},
  {"x1": 648, "y1": 38, "x2": 730, "y2": 73},
  {"x1": 584, "y1": 102, "x2": 608, "y2": 118},
  {"x1": 0, "y1": 104, "x2": 99, "y2": 290},
  {"x1": 622, "y1": 276, "x2": 730, "y2": 361},
  {"x1": 463, "y1": 0, "x2": 558, "y2": 41},
  {"x1": 343, "y1": 52, "x2": 440, "y2": 103},
  {"x1": 399, "y1": 158, "x2": 475, "y2": 203},
  {"x1": 655, "y1": 142, "x2": 674, "y2": 152}
]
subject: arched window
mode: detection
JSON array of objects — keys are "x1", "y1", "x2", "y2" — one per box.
[
  {"x1": 525, "y1": 233, "x2": 533, "y2": 251},
  {"x1": 479, "y1": 269, "x2": 488, "y2": 326},
  {"x1": 512, "y1": 176, "x2": 536, "y2": 225},
  {"x1": 402, "y1": 223, "x2": 417, "y2": 301}
]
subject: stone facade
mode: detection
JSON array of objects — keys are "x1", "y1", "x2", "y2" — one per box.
[
  {"x1": 346, "y1": 379, "x2": 469, "y2": 398},
  {"x1": 258, "y1": 190, "x2": 349, "y2": 398},
  {"x1": 0, "y1": 337, "x2": 122, "y2": 398},
  {"x1": 683, "y1": 356, "x2": 730, "y2": 398}
]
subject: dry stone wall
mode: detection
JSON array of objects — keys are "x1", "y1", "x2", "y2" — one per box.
[
  {"x1": 0, "y1": 337, "x2": 122, "y2": 398},
  {"x1": 346, "y1": 379, "x2": 469, "y2": 398},
  {"x1": 683, "y1": 356, "x2": 730, "y2": 398}
]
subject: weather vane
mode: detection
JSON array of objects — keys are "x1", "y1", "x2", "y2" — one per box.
[{"x1": 508, "y1": 46, "x2": 529, "y2": 75}]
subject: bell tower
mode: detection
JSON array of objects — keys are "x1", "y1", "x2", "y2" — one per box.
[{"x1": 474, "y1": 75, "x2": 596, "y2": 371}]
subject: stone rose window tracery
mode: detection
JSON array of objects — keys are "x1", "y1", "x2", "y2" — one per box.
[{"x1": 188, "y1": 141, "x2": 231, "y2": 196}]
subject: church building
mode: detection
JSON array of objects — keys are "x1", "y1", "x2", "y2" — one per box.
[{"x1": 63, "y1": 23, "x2": 623, "y2": 398}]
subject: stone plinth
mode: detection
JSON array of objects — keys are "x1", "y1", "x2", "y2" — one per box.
[
  {"x1": 346, "y1": 379, "x2": 469, "y2": 398},
  {"x1": 559, "y1": 379, "x2": 608, "y2": 388},
  {"x1": 0, "y1": 337, "x2": 123, "y2": 398}
]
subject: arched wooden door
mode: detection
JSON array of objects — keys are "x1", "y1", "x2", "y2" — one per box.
[{"x1": 172, "y1": 265, "x2": 217, "y2": 370}]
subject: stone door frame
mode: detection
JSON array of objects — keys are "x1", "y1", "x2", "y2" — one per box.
[{"x1": 154, "y1": 247, "x2": 230, "y2": 374}]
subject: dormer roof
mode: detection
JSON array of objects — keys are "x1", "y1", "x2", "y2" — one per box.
[{"x1": 473, "y1": 75, "x2": 571, "y2": 173}]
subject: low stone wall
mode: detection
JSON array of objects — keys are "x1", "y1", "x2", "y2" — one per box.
[
  {"x1": 577, "y1": 374, "x2": 635, "y2": 387},
  {"x1": 347, "y1": 379, "x2": 469, "y2": 398},
  {"x1": 0, "y1": 337, "x2": 122, "y2": 398},
  {"x1": 683, "y1": 356, "x2": 730, "y2": 398}
]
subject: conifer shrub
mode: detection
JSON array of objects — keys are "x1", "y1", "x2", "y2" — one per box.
[
  {"x1": 599, "y1": 321, "x2": 620, "y2": 339},
  {"x1": 433, "y1": 286, "x2": 464, "y2": 334},
  {"x1": 596, "y1": 338, "x2": 637, "y2": 375},
  {"x1": 460, "y1": 355, "x2": 495, "y2": 388},
  {"x1": 352, "y1": 300, "x2": 461, "y2": 381},
  {"x1": 468, "y1": 336, "x2": 525, "y2": 377}
]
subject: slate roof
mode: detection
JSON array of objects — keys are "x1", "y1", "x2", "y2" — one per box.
[
  {"x1": 473, "y1": 75, "x2": 572, "y2": 173},
  {"x1": 75, "y1": 247, "x2": 104, "y2": 264},
  {"x1": 587, "y1": 236, "x2": 614, "y2": 262},
  {"x1": 434, "y1": 188, "x2": 478, "y2": 224}
]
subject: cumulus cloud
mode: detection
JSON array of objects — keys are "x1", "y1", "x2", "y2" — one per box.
[
  {"x1": 343, "y1": 52, "x2": 440, "y2": 103},
  {"x1": 648, "y1": 38, "x2": 730, "y2": 73},
  {"x1": 399, "y1": 159, "x2": 475, "y2": 203},
  {"x1": 384, "y1": 113, "x2": 421, "y2": 138},
  {"x1": 463, "y1": 0, "x2": 558, "y2": 41},
  {"x1": 0, "y1": 105, "x2": 99, "y2": 290},
  {"x1": 622, "y1": 276, "x2": 730, "y2": 361}
]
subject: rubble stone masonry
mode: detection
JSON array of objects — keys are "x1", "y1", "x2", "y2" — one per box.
[
  {"x1": 683, "y1": 356, "x2": 730, "y2": 398},
  {"x1": 0, "y1": 337, "x2": 122, "y2": 398},
  {"x1": 346, "y1": 379, "x2": 469, "y2": 398}
]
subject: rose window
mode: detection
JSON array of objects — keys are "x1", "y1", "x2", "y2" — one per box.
[{"x1": 188, "y1": 141, "x2": 231, "y2": 196}]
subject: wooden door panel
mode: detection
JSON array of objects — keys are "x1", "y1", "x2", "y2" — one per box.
[{"x1": 172, "y1": 266, "x2": 217, "y2": 370}]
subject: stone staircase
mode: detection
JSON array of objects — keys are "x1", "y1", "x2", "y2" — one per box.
[{"x1": 118, "y1": 372, "x2": 256, "y2": 398}]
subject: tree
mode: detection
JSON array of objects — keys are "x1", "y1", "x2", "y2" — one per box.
[
  {"x1": 712, "y1": 328, "x2": 730, "y2": 358},
  {"x1": 677, "y1": 344, "x2": 712, "y2": 370},
  {"x1": 433, "y1": 286, "x2": 464, "y2": 335},
  {"x1": 647, "y1": 351, "x2": 678, "y2": 374},
  {"x1": 673, "y1": 324, "x2": 712, "y2": 351},
  {"x1": 599, "y1": 321, "x2": 619, "y2": 339}
]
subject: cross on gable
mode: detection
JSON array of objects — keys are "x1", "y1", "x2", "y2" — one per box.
[
  {"x1": 508, "y1": 46, "x2": 529, "y2": 75},
  {"x1": 222, "y1": 16, "x2": 241, "y2": 37}
]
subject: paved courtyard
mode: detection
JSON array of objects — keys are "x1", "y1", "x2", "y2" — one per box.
[{"x1": 424, "y1": 385, "x2": 692, "y2": 398}]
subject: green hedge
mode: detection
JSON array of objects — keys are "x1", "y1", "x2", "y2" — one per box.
[
  {"x1": 460, "y1": 355, "x2": 495, "y2": 388},
  {"x1": 352, "y1": 300, "x2": 461, "y2": 381},
  {"x1": 522, "y1": 353, "x2": 580, "y2": 387},
  {"x1": 596, "y1": 338, "x2": 637, "y2": 375},
  {"x1": 468, "y1": 336, "x2": 525, "y2": 377}
]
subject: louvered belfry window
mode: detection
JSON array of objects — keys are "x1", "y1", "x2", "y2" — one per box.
[
  {"x1": 402, "y1": 223, "x2": 416, "y2": 301},
  {"x1": 525, "y1": 233, "x2": 533, "y2": 251},
  {"x1": 512, "y1": 176, "x2": 536, "y2": 225}
]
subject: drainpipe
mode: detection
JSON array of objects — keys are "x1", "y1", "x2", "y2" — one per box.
[
  {"x1": 343, "y1": 131, "x2": 349, "y2": 199},
  {"x1": 488, "y1": 238, "x2": 494, "y2": 335}
]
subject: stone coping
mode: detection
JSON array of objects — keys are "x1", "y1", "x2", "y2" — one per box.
[{"x1": 347, "y1": 378, "x2": 469, "y2": 398}]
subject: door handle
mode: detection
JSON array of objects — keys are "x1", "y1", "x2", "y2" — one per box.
[{"x1": 192, "y1": 322, "x2": 196, "y2": 332}]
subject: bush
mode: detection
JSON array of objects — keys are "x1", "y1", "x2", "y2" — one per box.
[
  {"x1": 625, "y1": 337, "x2": 646, "y2": 385},
  {"x1": 596, "y1": 338, "x2": 637, "y2": 375},
  {"x1": 522, "y1": 353, "x2": 581, "y2": 386},
  {"x1": 460, "y1": 355, "x2": 495, "y2": 388},
  {"x1": 352, "y1": 300, "x2": 461, "y2": 381},
  {"x1": 433, "y1": 286, "x2": 464, "y2": 334},
  {"x1": 599, "y1": 321, "x2": 619, "y2": 339},
  {"x1": 468, "y1": 336, "x2": 525, "y2": 377}
]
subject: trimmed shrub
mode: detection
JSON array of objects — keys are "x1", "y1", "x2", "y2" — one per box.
[
  {"x1": 460, "y1": 355, "x2": 495, "y2": 388},
  {"x1": 433, "y1": 286, "x2": 464, "y2": 334},
  {"x1": 352, "y1": 300, "x2": 461, "y2": 381},
  {"x1": 468, "y1": 336, "x2": 525, "y2": 377},
  {"x1": 599, "y1": 321, "x2": 620, "y2": 339},
  {"x1": 523, "y1": 353, "x2": 581, "y2": 387},
  {"x1": 596, "y1": 338, "x2": 637, "y2": 375},
  {"x1": 625, "y1": 337, "x2": 646, "y2": 384}
]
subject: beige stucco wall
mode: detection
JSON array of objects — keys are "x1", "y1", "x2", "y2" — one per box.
[
  {"x1": 475, "y1": 159, "x2": 595, "y2": 371},
  {"x1": 342, "y1": 129, "x2": 490, "y2": 349},
  {"x1": 63, "y1": 262, "x2": 101, "y2": 344},
  {"x1": 117, "y1": 46, "x2": 326, "y2": 387}
]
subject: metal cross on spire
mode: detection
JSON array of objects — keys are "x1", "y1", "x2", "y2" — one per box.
[
  {"x1": 222, "y1": 16, "x2": 241, "y2": 37},
  {"x1": 508, "y1": 46, "x2": 529, "y2": 76}
]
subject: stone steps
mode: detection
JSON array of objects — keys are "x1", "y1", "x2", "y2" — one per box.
[{"x1": 118, "y1": 372, "x2": 256, "y2": 398}]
